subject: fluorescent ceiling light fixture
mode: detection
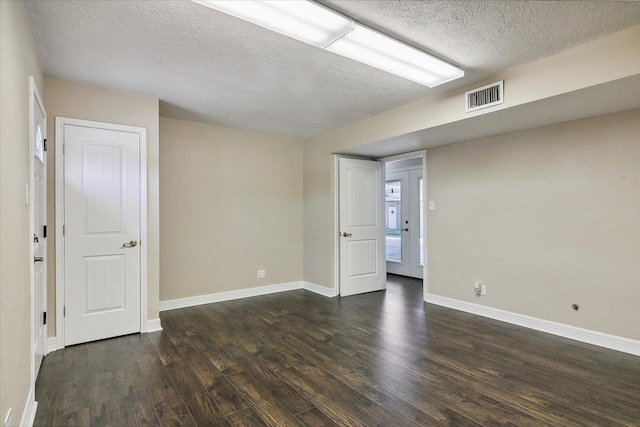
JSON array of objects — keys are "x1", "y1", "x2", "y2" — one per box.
[
  {"x1": 193, "y1": 0, "x2": 464, "y2": 87},
  {"x1": 326, "y1": 24, "x2": 464, "y2": 87},
  {"x1": 193, "y1": 0, "x2": 354, "y2": 48}
]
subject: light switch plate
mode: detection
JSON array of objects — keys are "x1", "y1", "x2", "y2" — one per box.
[{"x1": 428, "y1": 201, "x2": 435, "y2": 211}]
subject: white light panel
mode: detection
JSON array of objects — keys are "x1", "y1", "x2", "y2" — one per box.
[
  {"x1": 193, "y1": 0, "x2": 464, "y2": 87},
  {"x1": 194, "y1": 0, "x2": 354, "y2": 48},
  {"x1": 326, "y1": 24, "x2": 464, "y2": 87}
]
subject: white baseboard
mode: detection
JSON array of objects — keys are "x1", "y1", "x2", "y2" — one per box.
[
  {"x1": 46, "y1": 318, "x2": 162, "y2": 348},
  {"x1": 425, "y1": 293, "x2": 640, "y2": 357},
  {"x1": 303, "y1": 281, "x2": 337, "y2": 297},
  {"x1": 146, "y1": 318, "x2": 163, "y2": 332},
  {"x1": 46, "y1": 337, "x2": 57, "y2": 354},
  {"x1": 159, "y1": 281, "x2": 304, "y2": 311},
  {"x1": 21, "y1": 385, "x2": 37, "y2": 427},
  {"x1": 159, "y1": 280, "x2": 337, "y2": 311}
]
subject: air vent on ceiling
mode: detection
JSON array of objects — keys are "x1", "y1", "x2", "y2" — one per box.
[{"x1": 465, "y1": 80, "x2": 504, "y2": 112}]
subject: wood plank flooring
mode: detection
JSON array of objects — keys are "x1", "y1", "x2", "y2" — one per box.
[{"x1": 34, "y1": 275, "x2": 640, "y2": 426}]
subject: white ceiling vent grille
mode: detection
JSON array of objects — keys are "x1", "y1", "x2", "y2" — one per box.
[{"x1": 465, "y1": 80, "x2": 504, "y2": 112}]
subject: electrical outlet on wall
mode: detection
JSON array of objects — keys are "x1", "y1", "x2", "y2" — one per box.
[
  {"x1": 5, "y1": 408, "x2": 11, "y2": 427},
  {"x1": 474, "y1": 283, "x2": 487, "y2": 296},
  {"x1": 474, "y1": 283, "x2": 481, "y2": 295},
  {"x1": 257, "y1": 270, "x2": 266, "y2": 279}
]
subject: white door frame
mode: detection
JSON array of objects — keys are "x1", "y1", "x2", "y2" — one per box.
[
  {"x1": 380, "y1": 150, "x2": 428, "y2": 300},
  {"x1": 55, "y1": 117, "x2": 149, "y2": 349},
  {"x1": 29, "y1": 77, "x2": 47, "y2": 386}
]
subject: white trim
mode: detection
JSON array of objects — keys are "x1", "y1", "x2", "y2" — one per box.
[
  {"x1": 379, "y1": 149, "x2": 424, "y2": 164},
  {"x1": 425, "y1": 293, "x2": 640, "y2": 357},
  {"x1": 139, "y1": 129, "x2": 149, "y2": 332},
  {"x1": 55, "y1": 117, "x2": 148, "y2": 349},
  {"x1": 303, "y1": 281, "x2": 337, "y2": 297},
  {"x1": 333, "y1": 154, "x2": 341, "y2": 296},
  {"x1": 54, "y1": 117, "x2": 65, "y2": 350},
  {"x1": 46, "y1": 337, "x2": 57, "y2": 354},
  {"x1": 146, "y1": 318, "x2": 163, "y2": 332},
  {"x1": 159, "y1": 281, "x2": 305, "y2": 311},
  {"x1": 20, "y1": 386, "x2": 37, "y2": 427}
]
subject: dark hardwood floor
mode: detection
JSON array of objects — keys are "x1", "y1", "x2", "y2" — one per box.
[{"x1": 35, "y1": 274, "x2": 640, "y2": 426}]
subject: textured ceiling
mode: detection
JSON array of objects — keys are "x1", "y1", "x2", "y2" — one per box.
[{"x1": 25, "y1": 1, "x2": 640, "y2": 138}]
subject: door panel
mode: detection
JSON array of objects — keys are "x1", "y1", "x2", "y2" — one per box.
[
  {"x1": 32, "y1": 83, "x2": 47, "y2": 376},
  {"x1": 64, "y1": 124, "x2": 141, "y2": 346},
  {"x1": 339, "y1": 158, "x2": 386, "y2": 297}
]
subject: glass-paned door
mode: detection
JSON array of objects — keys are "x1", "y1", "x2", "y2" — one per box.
[
  {"x1": 386, "y1": 168, "x2": 424, "y2": 278},
  {"x1": 385, "y1": 179, "x2": 403, "y2": 263}
]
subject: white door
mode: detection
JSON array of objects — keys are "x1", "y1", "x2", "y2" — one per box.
[
  {"x1": 63, "y1": 123, "x2": 141, "y2": 346},
  {"x1": 338, "y1": 158, "x2": 386, "y2": 297},
  {"x1": 385, "y1": 169, "x2": 424, "y2": 278},
  {"x1": 31, "y1": 80, "x2": 47, "y2": 375}
]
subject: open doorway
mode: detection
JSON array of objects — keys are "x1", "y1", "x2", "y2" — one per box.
[
  {"x1": 335, "y1": 151, "x2": 426, "y2": 300},
  {"x1": 382, "y1": 152, "x2": 426, "y2": 298}
]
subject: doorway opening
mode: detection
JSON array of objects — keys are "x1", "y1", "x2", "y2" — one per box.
[
  {"x1": 335, "y1": 150, "x2": 426, "y2": 300},
  {"x1": 383, "y1": 153, "x2": 425, "y2": 301},
  {"x1": 384, "y1": 157, "x2": 424, "y2": 279},
  {"x1": 55, "y1": 117, "x2": 149, "y2": 349}
]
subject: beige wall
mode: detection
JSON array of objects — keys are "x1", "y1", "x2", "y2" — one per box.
[
  {"x1": 303, "y1": 26, "x2": 640, "y2": 341},
  {"x1": 0, "y1": 0, "x2": 44, "y2": 420},
  {"x1": 159, "y1": 117, "x2": 303, "y2": 301},
  {"x1": 427, "y1": 109, "x2": 640, "y2": 340},
  {"x1": 305, "y1": 24, "x2": 640, "y2": 153},
  {"x1": 44, "y1": 78, "x2": 160, "y2": 333},
  {"x1": 303, "y1": 25, "x2": 640, "y2": 292}
]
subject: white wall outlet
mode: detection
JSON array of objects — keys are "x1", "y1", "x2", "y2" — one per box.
[
  {"x1": 4, "y1": 408, "x2": 11, "y2": 427},
  {"x1": 257, "y1": 269, "x2": 265, "y2": 279},
  {"x1": 428, "y1": 201, "x2": 436, "y2": 211},
  {"x1": 480, "y1": 284, "x2": 487, "y2": 296},
  {"x1": 474, "y1": 283, "x2": 482, "y2": 295}
]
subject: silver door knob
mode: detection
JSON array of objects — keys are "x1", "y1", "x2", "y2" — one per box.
[
  {"x1": 123, "y1": 240, "x2": 138, "y2": 248},
  {"x1": 341, "y1": 232, "x2": 352, "y2": 237},
  {"x1": 34, "y1": 256, "x2": 44, "y2": 263}
]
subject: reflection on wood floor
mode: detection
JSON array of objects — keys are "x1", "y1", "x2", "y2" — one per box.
[{"x1": 35, "y1": 274, "x2": 640, "y2": 426}]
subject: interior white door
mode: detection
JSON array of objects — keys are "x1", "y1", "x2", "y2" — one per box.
[
  {"x1": 63, "y1": 124, "x2": 141, "y2": 346},
  {"x1": 339, "y1": 158, "x2": 386, "y2": 297},
  {"x1": 32, "y1": 82, "x2": 47, "y2": 375},
  {"x1": 385, "y1": 169, "x2": 424, "y2": 279}
]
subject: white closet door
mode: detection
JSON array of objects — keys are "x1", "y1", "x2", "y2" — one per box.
[{"x1": 64, "y1": 124, "x2": 141, "y2": 346}]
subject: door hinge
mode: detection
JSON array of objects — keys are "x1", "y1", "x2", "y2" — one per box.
[
  {"x1": 44, "y1": 138, "x2": 48, "y2": 151},
  {"x1": 63, "y1": 306, "x2": 66, "y2": 317},
  {"x1": 63, "y1": 224, "x2": 65, "y2": 236},
  {"x1": 43, "y1": 311, "x2": 47, "y2": 325},
  {"x1": 43, "y1": 225, "x2": 47, "y2": 238},
  {"x1": 63, "y1": 143, "x2": 66, "y2": 154}
]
